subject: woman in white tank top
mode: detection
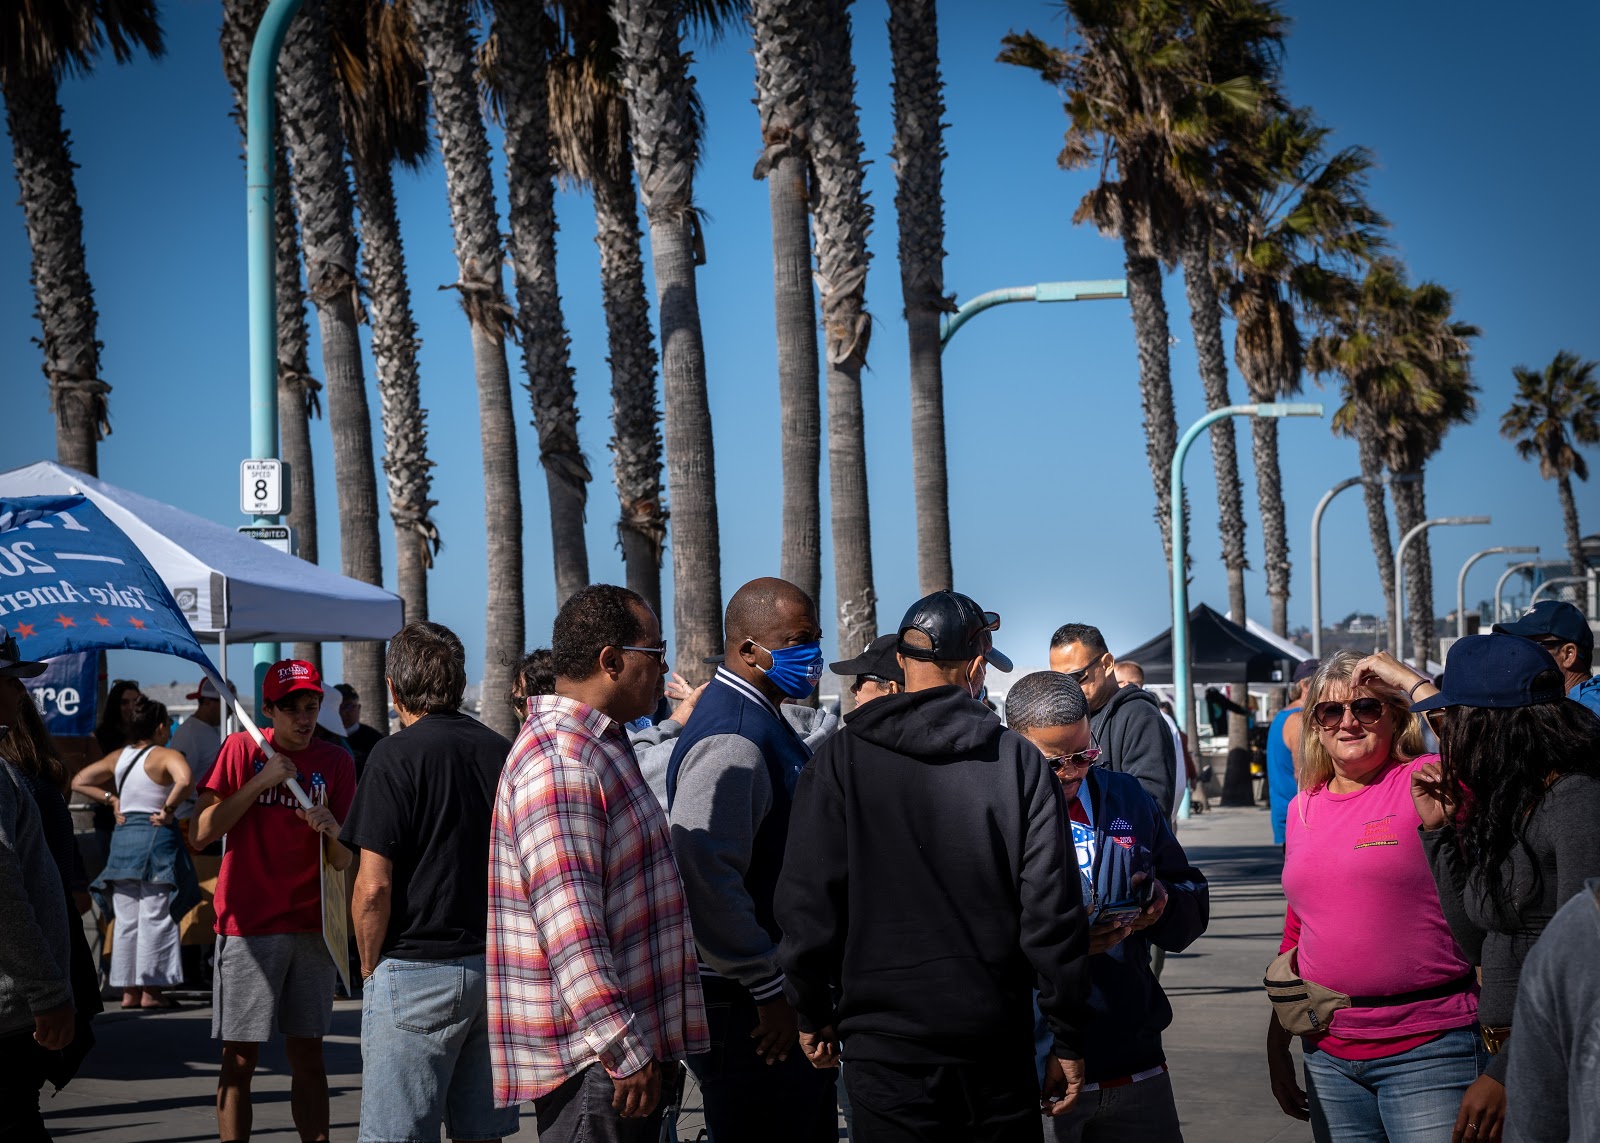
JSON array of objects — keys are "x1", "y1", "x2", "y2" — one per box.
[{"x1": 73, "y1": 698, "x2": 194, "y2": 1009}]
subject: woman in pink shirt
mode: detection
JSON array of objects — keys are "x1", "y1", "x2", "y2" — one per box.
[{"x1": 1266, "y1": 651, "x2": 1483, "y2": 1143}]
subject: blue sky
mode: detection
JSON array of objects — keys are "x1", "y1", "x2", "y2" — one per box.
[{"x1": 2, "y1": 0, "x2": 1596, "y2": 690}]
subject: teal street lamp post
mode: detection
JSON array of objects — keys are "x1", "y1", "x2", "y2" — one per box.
[
  {"x1": 1456, "y1": 547, "x2": 1538, "y2": 638},
  {"x1": 246, "y1": 0, "x2": 305, "y2": 700},
  {"x1": 1393, "y1": 516, "x2": 1489, "y2": 668},
  {"x1": 939, "y1": 280, "x2": 1128, "y2": 348},
  {"x1": 1171, "y1": 403, "x2": 1323, "y2": 752}
]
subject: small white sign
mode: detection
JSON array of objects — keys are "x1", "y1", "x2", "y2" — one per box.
[
  {"x1": 240, "y1": 459, "x2": 284, "y2": 516},
  {"x1": 237, "y1": 524, "x2": 295, "y2": 557}
]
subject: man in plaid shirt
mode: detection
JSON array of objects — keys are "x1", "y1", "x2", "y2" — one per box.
[{"x1": 487, "y1": 585, "x2": 707, "y2": 1141}]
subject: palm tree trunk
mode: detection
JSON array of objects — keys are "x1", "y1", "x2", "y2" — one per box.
[
  {"x1": 888, "y1": 0, "x2": 954, "y2": 594},
  {"x1": 1179, "y1": 218, "x2": 1248, "y2": 630},
  {"x1": 222, "y1": 0, "x2": 322, "y2": 667},
  {"x1": 496, "y1": 1, "x2": 591, "y2": 606},
  {"x1": 280, "y1": 0, "x2": 387, "y2": 729},
  {"x1": 412, "y1": 0, "x2": 524, "y2": 734},
  {"x1": 593, "y1": 171, "x2": 665, "y2": 618},
  {"x1": 351, "y1": 155, "x2": 438, "y2": 625},
  {"x1": 1125, "y1": 249, "x2": 1182, "y2": 571},
  {"x1": 2, "y1": 70, "x2": 109, "y2": 475},
  {"x1": 611, "y1": 0, "x2": 724, "y2": 677},
  {"x1": 1250, "y1": 417, "x2": 1291, "y2": 635},
  {"x1": 812, "y1": 0, "x2": 877, "y2": 708},
  {"x1": 753, "y1": 0, "x2": 821, "y2": 607},
  {"x1": 1356, "y1": 419, "x2": 1396, "y2": 649},
  {"x1": 1558, "y1": 475, "x2": 1586, "y2": 576},
  {"x1": 1391, "y1": 468, "x2": 1433, "y2": 669}
]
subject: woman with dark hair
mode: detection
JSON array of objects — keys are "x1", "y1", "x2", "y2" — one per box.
[
  {"x1": 73, "y1": 698, "x2": 197, "y2": 1010},
  {"x1": 1401, "y1": 634, "x2": 1600, "y2": 1143}
]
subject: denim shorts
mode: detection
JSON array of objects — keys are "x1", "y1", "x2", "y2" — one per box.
[
  {"x1": 1303, "y1": 1024, "x2": 1486, "y2": 1143},
  {"x1": 358, "y1": 953, "x2": 519, "y2": 1143}
]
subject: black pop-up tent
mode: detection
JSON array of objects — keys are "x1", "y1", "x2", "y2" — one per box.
[{"x1": 1117, "y1": 602, "x2": 1300, "y2": 685}]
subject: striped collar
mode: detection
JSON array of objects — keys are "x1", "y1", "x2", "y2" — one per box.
[{"x1": 714, "y1": 666, "x2": 782, "y2": 721}]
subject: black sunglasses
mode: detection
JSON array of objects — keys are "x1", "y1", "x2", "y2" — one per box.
[
  {"x1": 850, "y1": 674, "x2": 894, "y2": 692},
  {"x1": 1312, "y1": 697, "x2": 1386, "y2": 730}
]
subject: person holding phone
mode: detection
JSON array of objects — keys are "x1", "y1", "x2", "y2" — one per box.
[{"x1": 1006, "y1": 670, "x2": 1210, "y2": 1141}]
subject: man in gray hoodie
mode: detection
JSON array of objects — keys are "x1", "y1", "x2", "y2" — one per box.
[
  {"x1": 0, "y1": 649, "x2": 76, "y2": 1141},
  {"x1": 1050, "y1": 623, "x2": 1176, "y2": 817}
]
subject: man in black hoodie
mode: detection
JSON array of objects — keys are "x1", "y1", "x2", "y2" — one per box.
[
  {"x1": 1049, "y1": 624, "x2": 1175, "y2": 817},
  {"x1": 777, "y1": 591, "x2": 1091, "y2": 1142}
]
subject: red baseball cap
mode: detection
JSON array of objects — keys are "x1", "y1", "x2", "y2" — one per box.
[{"x1": 263, "y1": 659, "x2": 323, "y2": 704}]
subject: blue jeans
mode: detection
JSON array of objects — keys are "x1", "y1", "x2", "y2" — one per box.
[
  {"x1": 358, "y1": 954, "x2": 519, "y2": 1143},
  {"x1": 1303, "y1": 1026, "x2": 1486, "y2": 1143}
]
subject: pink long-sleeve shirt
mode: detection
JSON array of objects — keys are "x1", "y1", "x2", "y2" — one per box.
[{"x1": 1280, "y1": 754, "x2": 1477, "y2": 1059}]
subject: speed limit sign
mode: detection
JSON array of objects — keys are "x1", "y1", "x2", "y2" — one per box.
[{"x1": 240, "y1": 459, "x2": 286, "y2": 516}]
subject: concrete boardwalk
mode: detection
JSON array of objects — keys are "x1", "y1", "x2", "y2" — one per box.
[{"x1": 38, "y1": 806, "x2": 1309, "y2": 1142}]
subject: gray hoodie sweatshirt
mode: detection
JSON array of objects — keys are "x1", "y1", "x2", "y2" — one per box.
[{"x1": 0, "y1": 759, "x2": 72, "y2": 1036}]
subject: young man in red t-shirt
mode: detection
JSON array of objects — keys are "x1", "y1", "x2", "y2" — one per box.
[{"x1": 194, "y1": 659, "x2": 354, "y2": 1143}]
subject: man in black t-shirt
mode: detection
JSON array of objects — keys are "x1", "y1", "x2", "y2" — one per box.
[{"x1": 339, "y1": 623, "x2": 518, "y2": 1143}]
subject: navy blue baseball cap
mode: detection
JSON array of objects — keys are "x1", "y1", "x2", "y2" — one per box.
[
  {"x1": 1492, "y1": 599, "x2": 1593, "y2": 658},
  {"x1": 1410, "y1": 634, "x2": 1565, "y2": 713}
]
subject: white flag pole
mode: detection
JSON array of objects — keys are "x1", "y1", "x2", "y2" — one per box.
[{"x1": 198, "y1": 661, "x2": 313, "y2": 810}]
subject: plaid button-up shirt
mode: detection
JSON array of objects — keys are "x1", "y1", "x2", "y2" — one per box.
[{"x1": 486, "y1": 695, "x2": 707, "y2": 1105}]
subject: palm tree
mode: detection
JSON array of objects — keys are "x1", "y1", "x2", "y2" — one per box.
[
  {"x1": 889, "y1": 0, "x2": 954, "y2": 593},
  {"x1": 331, "y1": 0, "x2": 442, "y2": 625},
  {"x1": 221, "y1": 0, "x2": 324, "y2": 666},
  {"x1": 810, "y1": 0, "x2": 876, "y2": 689},
  {"x1": 1502, "y1": 351, "x2": 1600, "y2": 575},
  {"x1": 541, "y1": 4, "x2": 667, "y2": 616},
  {"x1": 751, "y1": 0, "x2": 821, "y2": 607},
  {"x1": 483, "y1": 2, "x2": 591, "y2": 606},
  {"x1": 411, "y1": 0, "x2": 524, "y2": 735},
  {"x1": 1220, "y1": 107, "x2": 1386, "y2": 633},
  {"x1": 1000, "y1": 3, "x2": 1194, "y2": 575},
  {"x1": 610, "y1": 0, "x2": 725, "y2": 677},
  {"x1": 1314, "y1": 263, "x2": 1478, "y2": 666},
  {"x1": 278, "y1": 0, "x2": 387, "y2": 726},
  {"x1": 2, "y1": 0, "x2": 164, "y2": 475}
]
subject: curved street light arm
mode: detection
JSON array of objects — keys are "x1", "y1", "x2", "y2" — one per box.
[{"x1": 1456, "y1": 547, "x2": 1538, "y2": 639}]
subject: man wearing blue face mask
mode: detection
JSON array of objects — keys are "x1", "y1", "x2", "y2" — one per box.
[{"x1": 666, "y1": 577, "x2": 838, "y2": 1142}]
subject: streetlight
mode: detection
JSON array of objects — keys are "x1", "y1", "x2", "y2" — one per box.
[
  {"x1": 1456, "y1": 547, "x2": 1539, "y2": 638},
  {"x1": 1308, "y1": 472, "x2": 1421, "y2": 659},
  {"x1": 1172, "y1": 402, "x2": 1322, "y2": 751},
  {"x1": 1493, "y1": 559, "x2": 1567, "y2": 626},
  {"x1": 246, "y1": 0, "x2": 304, "y2": 695},
  {"x1": 939, "y1": 279, "x2": 1129, "y2": 348},
  {"x1": 1531, "y1": 575, "x2": 1591, "y2": 606},
  {"x1": 1393, "y1": 516, "x2": 1490, "y2": 667}
]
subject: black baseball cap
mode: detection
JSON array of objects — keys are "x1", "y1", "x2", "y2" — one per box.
[
  {"x1": 0, "y1": 626, "x2": 46, "y2": 680},
  {"x1": 897, "y1": 591, "x2": 1013, "y2": 672},
  {"x1": 829, "y1": 634, "x2": 905, "y2": 685},
  {"x1": 1410, "y1": 634, "x2": 1565, "y2": 713},
  {"x1": 1292, "y1": 658, "x2": 1320, "y2": 684},
  {"x1": 1492, "y1": 599, "x2": 1593, "y2": 658}
]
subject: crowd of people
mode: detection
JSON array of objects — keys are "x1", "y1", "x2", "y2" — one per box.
[{"x1": 0, "y1": 589, "x2": 1597, "y2": 1143}]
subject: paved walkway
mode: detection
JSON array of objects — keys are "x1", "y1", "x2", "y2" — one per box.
[{"x1": 38, "y1": 806, "x2": 1309, "y2": 1142}]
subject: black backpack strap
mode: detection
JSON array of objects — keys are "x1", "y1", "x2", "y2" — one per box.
[{"x1": 114, "y1": 746, "x2": 156, "y2": 800}]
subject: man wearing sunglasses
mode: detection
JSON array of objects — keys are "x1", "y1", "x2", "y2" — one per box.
[
  {"x1": 828, "y1": 634, "x2": 904, "y2": 709},
  {"x1": 1007, "y1": 670, "x2": 1209, "y2": 1142},
  {"x1": 1491, "y1": 599, "x2": 1600, "y2": 718},
  {"x1": 1049, "y1": 624, "x2": 1177, "y2": 817}
]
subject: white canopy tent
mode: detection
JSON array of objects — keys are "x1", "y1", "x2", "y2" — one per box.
[{"x1": 0, "y1": 461, "x2": 403, "y2": 644}]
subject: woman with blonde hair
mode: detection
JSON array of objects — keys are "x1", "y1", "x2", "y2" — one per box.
[{"x1": 1266, "y1": 650, "x2": 1484, "y2": 1143}]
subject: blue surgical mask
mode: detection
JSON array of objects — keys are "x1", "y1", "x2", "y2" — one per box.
[{"x1": 753, "y1": 640, "x2": 824, "y2": 699}]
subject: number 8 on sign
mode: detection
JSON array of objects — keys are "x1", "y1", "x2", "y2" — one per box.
[{"x1": 239, "y1": 459, "x2": 286, "y2": 516}]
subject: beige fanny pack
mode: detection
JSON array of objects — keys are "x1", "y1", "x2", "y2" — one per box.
[{"x1": 1265, "y1": 948, "x2": 1474, "y2": 1038}]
